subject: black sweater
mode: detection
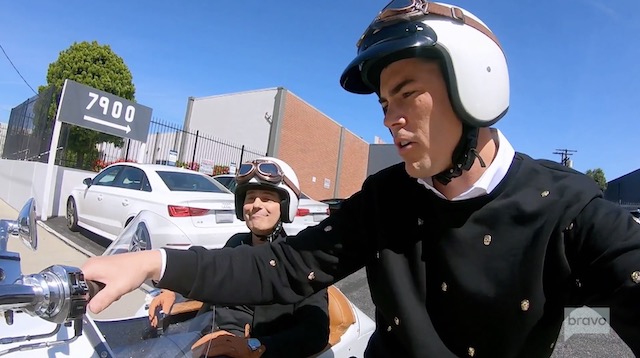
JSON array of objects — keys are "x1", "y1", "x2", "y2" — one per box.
[{"x1": 160, "y1": 153, "x2": 640, "y2": 357}]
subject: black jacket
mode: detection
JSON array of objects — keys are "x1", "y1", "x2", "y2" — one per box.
[
  {"x1": 210, "y1": 232, "x2": 330, "y2": 358},
  {"x1": 160, "y1": 153, "x2": 640, "y2": 358}
]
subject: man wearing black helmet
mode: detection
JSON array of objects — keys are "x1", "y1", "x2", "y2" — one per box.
[{"x1": 83, "y1": 1, "x2": 640, "y2": 357}]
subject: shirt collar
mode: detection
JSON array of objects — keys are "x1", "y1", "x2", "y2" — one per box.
[{"x1": 417, "y1": 128, "x2": 515, "y2": 201}]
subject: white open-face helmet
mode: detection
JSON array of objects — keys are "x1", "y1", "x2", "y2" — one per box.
[
  {"x1": 234, "y1": 157, "x2": 301, "y2": 223},
  {"x1": 340, "y1": 0, "x2": 509, "y2": 127}
]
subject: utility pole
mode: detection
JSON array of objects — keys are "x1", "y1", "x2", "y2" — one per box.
[{"x1": 553, "y1": 148, "x2": 577, "y2": 167}]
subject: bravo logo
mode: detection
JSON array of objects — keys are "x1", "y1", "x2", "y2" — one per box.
[{"x1": 563, "y1": 307, "x2": 611, "y2": 341}]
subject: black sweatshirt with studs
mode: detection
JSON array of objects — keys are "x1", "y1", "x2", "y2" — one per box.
[{"x1": 161, "y1": 153, "x2": 640, "y2": 358}]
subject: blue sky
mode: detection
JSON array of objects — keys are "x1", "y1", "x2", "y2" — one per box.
[{"x1": 1, "y1": 0, "x2": 639, "y2": 180}]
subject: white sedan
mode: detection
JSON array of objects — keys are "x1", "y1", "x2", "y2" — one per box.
[
  {"x1": 212, "y1": 174, "x2": 330, "y2": 229},
  {"x1": 66, "y1": 163, "x2": 249, "y2": 249}
]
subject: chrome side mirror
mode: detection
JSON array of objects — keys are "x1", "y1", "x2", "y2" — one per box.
[{"x1": 17, "y1": 198, "x2": 38, "y2": 250}]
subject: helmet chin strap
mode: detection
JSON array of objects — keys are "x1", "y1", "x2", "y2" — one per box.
[
  {"x1": 433, "y1": 125, "x2": 486, "y2": 185},
  {"x1": 254, "y1": 221, "x2": 283, "y2": 243}
]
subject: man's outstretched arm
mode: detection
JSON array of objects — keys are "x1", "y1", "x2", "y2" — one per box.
[
  {"x1": 159, "y1": 189, "x2": 372, "y2": 305},
  {"x1": 83, "y1": 186, "x2": 374, "y2": 314}
]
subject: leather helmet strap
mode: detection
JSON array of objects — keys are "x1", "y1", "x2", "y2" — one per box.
[{"x1": 425, "y1": 2, "x2": 503, "y2": 52}]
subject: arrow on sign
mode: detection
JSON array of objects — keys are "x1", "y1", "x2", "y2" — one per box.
[{"x1": 83, "y1": 115, "x2": 131, "y2": 133}]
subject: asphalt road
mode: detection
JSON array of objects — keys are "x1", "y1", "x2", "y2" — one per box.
[{"x1": 43, "y1": 216, "x2": 635, "y2": 357}]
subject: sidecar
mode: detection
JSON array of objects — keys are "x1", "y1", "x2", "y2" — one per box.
[
  {"x1": 94, "y1": 210, "x2": 376, "y2": 357},
  {"x1": 92, "y1": 284, "x2": 375, "y2": 358}
]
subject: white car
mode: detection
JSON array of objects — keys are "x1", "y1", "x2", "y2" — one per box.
[
  {"x1": 66, "y1": 163, "x2": 249, "y2": 249},
  {"x1": 212, "y1": 174, "x2": 330, "y2": 229}
]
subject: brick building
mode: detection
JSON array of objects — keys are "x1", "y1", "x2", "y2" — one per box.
[{"x1": 183, "y1": 87, "x2": 369, "y2": 200}]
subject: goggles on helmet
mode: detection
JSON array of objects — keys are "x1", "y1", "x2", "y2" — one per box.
[
  {"x1": 236, "y1": 160, "x2": 301, "y2": 198},
  {"x1": 356, "y1": 0, "x2": 501, "y2": 54}
]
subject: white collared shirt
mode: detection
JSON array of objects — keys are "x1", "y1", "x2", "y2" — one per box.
[{"x1": 417, "y1": 128, "x2": 515, "y2": 201}]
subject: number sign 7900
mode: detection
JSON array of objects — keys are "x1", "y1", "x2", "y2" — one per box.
[{"x1": 86, "y1": 92, "x2": 136, "y2": 123}]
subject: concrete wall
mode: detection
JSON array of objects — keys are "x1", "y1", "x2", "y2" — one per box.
[
  {"x1": 0, "y1": 159, "x2": 92, "y2": 218},
  {"x1": 184, "y1": 87, "x2": 370, "y2": 201},
  {"x1": 367, "y1": 144, "x2": 403, "y2": 177},
  {"x1": 185, "y1": 88, "x2": 278, "y2": 156}
]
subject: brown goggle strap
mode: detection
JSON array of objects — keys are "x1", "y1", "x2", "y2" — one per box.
[{"x1": 424, "y1": 2, "x2": 503, "y2": 52}]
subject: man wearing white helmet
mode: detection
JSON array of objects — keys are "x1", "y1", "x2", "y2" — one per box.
[
  {"x1": 146, "y1": 157, "x2": 329, "y2": 358},
  {"x1": 82, "y1": 1, "x2": 640, "y2": 357}
]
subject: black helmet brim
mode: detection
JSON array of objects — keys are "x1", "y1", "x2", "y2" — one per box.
[{"x1": 340, "y1": 21, "x2": 438, "y2": 94}]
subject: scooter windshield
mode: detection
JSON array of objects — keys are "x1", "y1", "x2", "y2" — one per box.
[
  {"x1": 102, "y1": 210, "x2": 194, "y2": 256},
  {"x1": 96, "y1": 210, "x2": 210, "y2": 357}
]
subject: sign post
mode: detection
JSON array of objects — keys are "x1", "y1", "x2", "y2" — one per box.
[{"x1": 40, "y1": 79, "x2": 153, "y2": 221}]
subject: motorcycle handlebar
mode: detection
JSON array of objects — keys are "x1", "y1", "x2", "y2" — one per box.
[
  {"x1": 0, "y1": 284, "x2": 37, "y2": 310},
  {"x1": 0, "y1": 265, "x2": 94, "y2": 324}
]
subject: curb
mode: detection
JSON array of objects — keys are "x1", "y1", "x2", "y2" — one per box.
[{"x1": 37, "y1": 220, "x2": 95, "y2": 257}]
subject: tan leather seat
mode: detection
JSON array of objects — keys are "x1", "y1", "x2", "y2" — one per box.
[
  {"x1": 327, "y1": 285, "x2": 356, "y2": 346},
  {"x1": 168, "y1": 285, "x2": 356, "y2": 345},
  {"x1": 309, "y1": 285, "x2": 356, "y2": 357}
]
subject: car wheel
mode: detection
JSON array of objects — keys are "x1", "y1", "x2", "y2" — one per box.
[
  {"x1": 66, "y1": 197, "x2": 79, "y2": 232},
  {"x1": 129, "y1": 222, "x2": 151, "y2": 252}
]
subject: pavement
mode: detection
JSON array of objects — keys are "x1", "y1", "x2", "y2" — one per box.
[{"x1": 2, "y1": 198, "x2": 636, "y2": 357}]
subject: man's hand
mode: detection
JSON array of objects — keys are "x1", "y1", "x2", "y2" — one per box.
[
  {"x1": 148, "y1": 290, "x2": 177, "y2": 327},
  {"x1": 81, "y1": 250, "x2": 163, "y2": 314},
  {"x1": 191, "y1": 329, "x2": 265, "y2": 358}
]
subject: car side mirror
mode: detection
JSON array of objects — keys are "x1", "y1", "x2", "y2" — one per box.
[{"x1": 83, "y1": 178, "x2": 92, "y2": 186}]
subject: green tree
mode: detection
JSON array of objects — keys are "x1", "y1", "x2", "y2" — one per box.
[
  {"x1": 585, "y1": 168, "x2": 608, "y2": 192},
  {"x1": 38, "y1": 41, "x2": 136, "y2": 169}
]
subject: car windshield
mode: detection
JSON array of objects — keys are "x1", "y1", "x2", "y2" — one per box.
[
  {"x1": 214, "y1": 176, "x2": 233, "y2": 188},
  {"x1": 157, "y1": 171, "x2": 228, "y2": 193}
]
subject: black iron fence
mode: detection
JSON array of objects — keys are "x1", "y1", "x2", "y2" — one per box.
[
  {"x1": 1, "y1": 86, "x2": 59, "y2": 162},
  {"x1": 94, "y1": 118, "x2": 266, "y2": 175},
  {"x1": 620, "y1": 202, "x2": 640, "y2": 211},
  {"x1": 2, "y1": 89, "x2": 266, "y2": 175}
]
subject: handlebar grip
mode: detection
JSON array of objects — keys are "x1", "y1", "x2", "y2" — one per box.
[{"x1": 86, "y1": 280, "x2": 105, "y2": 299}]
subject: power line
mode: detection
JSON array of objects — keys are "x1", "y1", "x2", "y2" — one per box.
[{"x1": 0, "y1": 43, "x2": 38, "y2": 95}]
